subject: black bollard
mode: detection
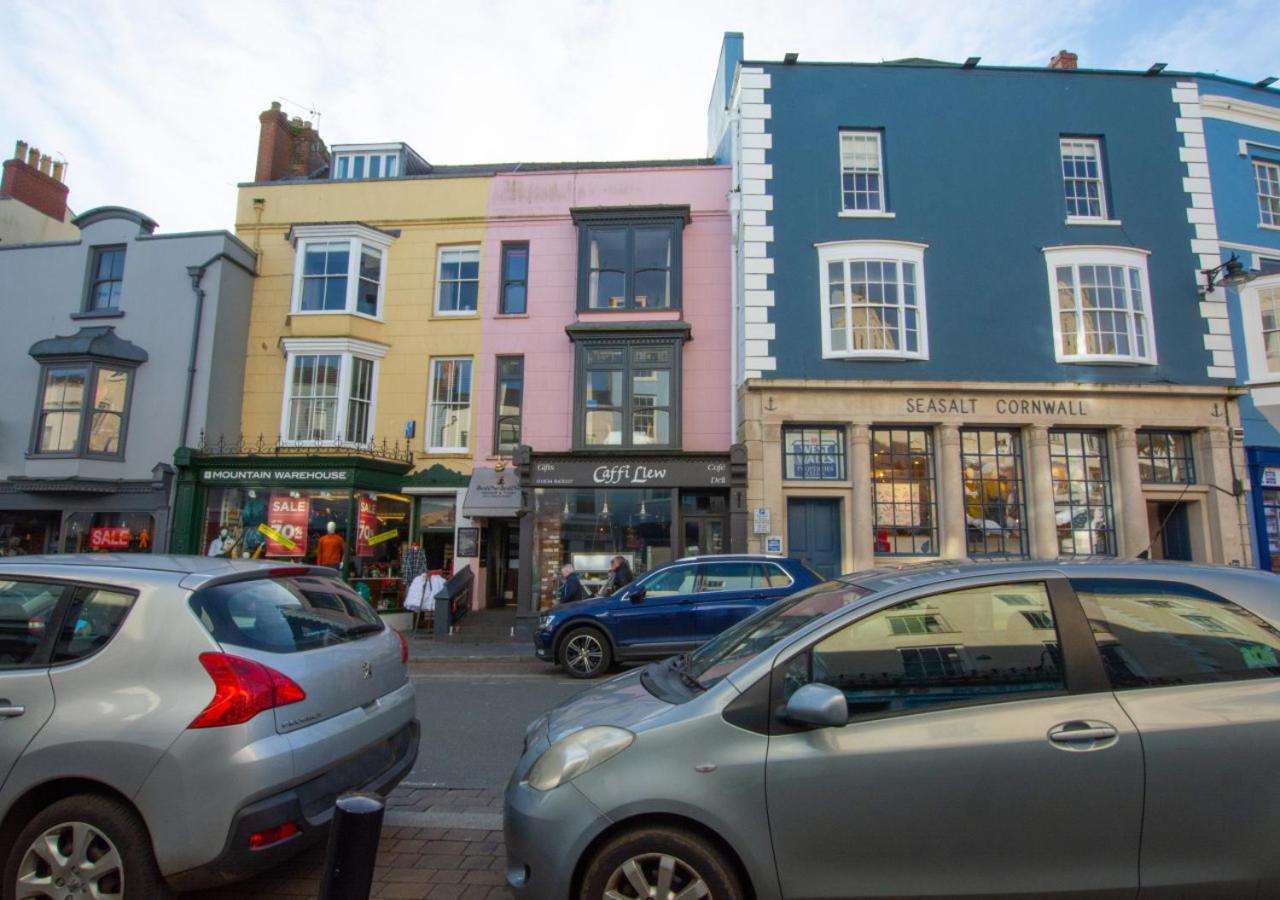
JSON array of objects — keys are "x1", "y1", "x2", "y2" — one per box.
[{"x1": 318, "y1": 792, "x2": 385, "y2": 900}]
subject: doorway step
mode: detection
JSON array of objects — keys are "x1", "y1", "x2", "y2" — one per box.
[{"x1": 447, "y1": 607, "x2": 520, "y2": 643}]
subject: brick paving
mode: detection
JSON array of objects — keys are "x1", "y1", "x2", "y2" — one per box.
[{"x1": 190, "y1": 787, "x2": 513, "y2": 899}]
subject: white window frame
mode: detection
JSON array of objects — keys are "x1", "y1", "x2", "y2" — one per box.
[
  {"x1": 332, "y1": 145, "x2": 402, "y2": 180},
  {"x1": 434, "y1": 245, "x2": 482, "y2": 317},
  {"x1": 1239, "y1": 273, "x2": 1280, "y2": 384},
  {"x1": 837, "y1": 131, "x2": 893, "y2": 217},
  {"x1": 278, "y1": 337, "x2": 387, "y2": 447},
  {"x1": 288, "y1": 223, "x2": 393, "y2": 321},
  {"x1": 1254, "y1": 159, "x2": 1280, "y2": 228},
  {"x1": 816, "y1": 240, "x2": 929, "y2": 361},
  {"x1": 1043, "y1": 245, "x2": 1156, "y2": 365},
  {"x1": 1060, "y1": 138, "x2": 1114, "y2": 224},
  {"x1": 426, "y1": 357, "x2": 473, "y2": 453}
]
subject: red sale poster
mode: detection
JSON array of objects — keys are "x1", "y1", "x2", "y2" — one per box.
[
  {"x1": 356, "y1": 493, "x2": 378, "y2": 556},
  {"x1": 266, "y1": 493, "x2": 309, "y2": 557},
  {"x1": 90, "y1": 527, "x2": 132, "y2": 550}
]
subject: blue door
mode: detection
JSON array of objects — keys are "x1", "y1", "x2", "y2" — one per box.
[
  {"x1": 787, "y1": 498, "x2": 842, "y2": 579},
  {"x1": 608, "y1": 563, "x2": 698, "y2": 653},
  {"x1": 692, "y1": 562, "x2": 794, "y2": 640}
]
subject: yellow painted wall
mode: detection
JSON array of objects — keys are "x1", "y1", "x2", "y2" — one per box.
[{"x1": 234, "y1": 177, "x2": 491, "y2": 476}]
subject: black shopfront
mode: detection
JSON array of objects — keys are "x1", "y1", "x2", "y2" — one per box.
[{"x1": 513, "y1": 446, "x2": 747, "y2": 625}]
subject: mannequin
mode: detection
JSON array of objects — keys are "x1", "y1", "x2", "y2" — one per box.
[
  {"x1": 207, "y1": 527, "x2": 233, "y2": 557},
  {"x1": 316, "y1": 521, "x2": 346, "y2": 569}
]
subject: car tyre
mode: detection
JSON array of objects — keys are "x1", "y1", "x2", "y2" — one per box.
[
  {"x1": 3, "y1": 793, "x2": 173, "y2": 900},
  {"x1": 578, "y1": 825, "x2": 743, "y2": 900},
  {"x1": 559, "y1": 626, "x2": 612, "y2": 679}
]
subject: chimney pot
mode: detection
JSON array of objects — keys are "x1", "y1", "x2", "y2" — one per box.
[
  {"x1": 14, "y1": 140, "x2": 27, "y2": 162},
  {"x1": 271, "y1": 100, "x2": 281, "y2": 111},
  {"x1": 52, "y1": 160, "x2": 65, "y2": 182},
  {"x1": 1049, "y1": 49, "x2": 1078, "y2": 70},
  {"x1": 37, "y1": 154, "x2": 51, "y2": 176},
  {"x1": 26, "y1": 147, "x2": 39, "y2": 167}
]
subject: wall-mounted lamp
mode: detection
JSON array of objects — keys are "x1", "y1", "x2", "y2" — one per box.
[{"x1": 1200, "y1": 253, "x2": 1256, "y2": 295}]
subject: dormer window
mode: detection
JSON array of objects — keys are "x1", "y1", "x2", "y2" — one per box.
[{"x1": 335, "y1": 152, "x2": 399, "y2": 179}]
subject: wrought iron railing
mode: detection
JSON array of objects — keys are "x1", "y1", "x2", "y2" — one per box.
[{"x1": 194, "y1": 432, "x2": 416, "y2": 464}]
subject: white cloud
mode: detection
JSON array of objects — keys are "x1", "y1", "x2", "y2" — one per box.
[{"x1": 0, "y1": 0, "x2": 1272, "y2": 233}]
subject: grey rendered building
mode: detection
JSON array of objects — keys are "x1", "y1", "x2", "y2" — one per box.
[{"x1": 0, "y1": 204, "x2": 255, "y2": 554}]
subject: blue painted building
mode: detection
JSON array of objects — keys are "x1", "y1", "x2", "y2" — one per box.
[
  {"x1": 709, "y1": 35, "x2": 1253, "y2": 573},
  {"x1": 1195, "y1": 79, "x2": 1280, "y2": 569}
]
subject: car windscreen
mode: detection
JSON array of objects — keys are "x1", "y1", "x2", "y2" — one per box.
[
  {"x1": 688, "y1": 580, "x2": 872, "y2": 688},
  {"x1": 189, "y1": 575, "x2": 383, "y2": 654}
]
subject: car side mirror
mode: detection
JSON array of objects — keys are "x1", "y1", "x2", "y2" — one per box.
[
  {"x1": 629, "y1": 588, "x2": 646, "y2": 603},
  {"x1": 784, "y1": 683, "x2": 848, "y2": 728}
]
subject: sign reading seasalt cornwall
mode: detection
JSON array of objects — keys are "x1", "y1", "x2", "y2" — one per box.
[
  {"x1": 529, "y1": 456, "x2": 733, "y2": 488},
  {"x1": 904, "y1": 397, "x2": 1091, "y2": 417}
]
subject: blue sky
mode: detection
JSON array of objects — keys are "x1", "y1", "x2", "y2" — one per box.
[{"x1": 1, "y1": 0, "x2": 1277, "y2": 232}]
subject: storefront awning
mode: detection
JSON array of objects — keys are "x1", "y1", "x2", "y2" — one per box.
[{"x1": 462, "y1": 467, "x2": 521, "y2": 518}]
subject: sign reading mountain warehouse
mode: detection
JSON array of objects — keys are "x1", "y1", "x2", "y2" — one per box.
[
  {"x1": 904, "y1": 397, "x2": 1090, "y2": 417},
  {"x1": 201, "y1": 468, "x2": 352, "y2": 484},
  {"x1": 529, "y1": 456, "x2": 732, "y2": 488}
]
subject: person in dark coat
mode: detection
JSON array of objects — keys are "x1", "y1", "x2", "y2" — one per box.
[
  {"x1": 600, "y1": 555, "x2": 634, "y2": 596},
  {"x1": 559, "y1": 564, "x2": 585, "y2": 605}
]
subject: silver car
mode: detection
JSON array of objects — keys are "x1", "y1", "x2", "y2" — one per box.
[
  {"x1": 0, "y1": 555, "x2": 418, "y2": 897},
  {"x1": 506, "y1": 560, "x2": 1280, "y2": 899}
]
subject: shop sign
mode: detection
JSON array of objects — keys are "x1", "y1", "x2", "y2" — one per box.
[
  {"x1": 791, "y1": 437, "x2": 840, "y2": 478},
  {"x1": 1263, "y1": 468, "x2": 1280, "y2": 488},
  {"x1": 765, "y1": 535, "x2": 783, "y2": 554},
  {"x1": 201, "y1": 468, "x2": 351, "y2": 485},
  {"x1": 356, "y1": 494, "x2": 378, "y2": 556},
  {"x1": 90, "y1": 527, "x2": 132, "y2": 550},
  {"x1": 462, "y1": 467, "x2": 522, "y2": 517},
  {"x1": 266, "y1": 493, "x2": 309, "y2": 556},
  {"x1": 903, "y1": 397, "x2": 1090, "y2": 417},
  {"x1": 368, "y1": 529, "x2": 399, "y2": 547},
  {"x1": 529, "y1": 457, "x2": 732, "y2": 488},
  {"x1": 753, "y1": 507, "x2": 771, "y2": 535}
]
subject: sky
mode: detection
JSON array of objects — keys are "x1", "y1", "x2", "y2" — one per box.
[{"x1": 2, "y1": 0, "x2": 1278, "y2": 233}]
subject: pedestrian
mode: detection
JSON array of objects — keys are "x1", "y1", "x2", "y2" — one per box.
[
  {"x1": 599, "y1": 555, "x2": 634, "y2": 596},
  {"x1": 559, "y1": 563, "x2": 584, "y2": 605}
]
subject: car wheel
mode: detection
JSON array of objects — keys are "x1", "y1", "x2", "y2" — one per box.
[
  {"x1": 3, "y1": 793, "x2": 173, "y2": 900},
  {"x1": 578, "y1": 826, "x2": 743, "y2": 900},
  {"x1": 559, "y1": 627, "x2": 612, "y2": 679}
]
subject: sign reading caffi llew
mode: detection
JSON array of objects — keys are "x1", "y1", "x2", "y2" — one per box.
[
  {"x1": 529, "y1": 456, "x2": 732, "y2": 488},
  {"x1": 904, "y1": 397, "x2": 1090, "y2": 417}
]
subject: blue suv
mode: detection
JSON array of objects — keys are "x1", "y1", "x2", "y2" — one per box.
[{"x1": 534, "y1": 555, "x2": 823, "y2": 678}]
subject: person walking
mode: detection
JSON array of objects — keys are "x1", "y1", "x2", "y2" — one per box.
[
  {"x1": 559, "y1": 563, "x2": 584, "y2": 605},
  {"x1": 599, "y1": 555, "x2": 634, "y2": 597}
]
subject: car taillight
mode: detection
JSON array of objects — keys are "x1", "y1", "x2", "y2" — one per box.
[
  {"x1": 395, "y1": 629, "x2": 409, "y2": 664},
  {"x1": 190, "y1": 652, "x2": 306, "y2": 729},
  {"x1": 248, "y1": 821, "x2": 299, "y2": 850}
]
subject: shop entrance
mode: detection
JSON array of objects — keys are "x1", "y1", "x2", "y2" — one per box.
[
  {"x1": 680, "y1": 492, "x2": 728, "y2": 557},
  {"x1": 787, "y1": 498, "x2": 842, "y2": 578},
  {"x1": 1147, "y1": 500, "x2": 1193, "y2": 561},
  {"x1": 486, "y1": 521, "x2": 518, "y2": 608}
]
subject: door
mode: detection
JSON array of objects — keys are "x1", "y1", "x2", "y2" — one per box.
[
  {"x1": 0, "y1": 580, "x2": 65, "y2": 790},
  {"x1": 787, "y1": 498, "x2": 841, "y2": 578},
  {"x1": 1073, "y1": 577, "x2": 1280, "y2": 898},
  {"x1": 766, "y1": 578, "x2": 1142, "y2": 899},
  {"x1": 608, "y1": 563, "x2": 699, "y2": 654},
  {"x1": 694, "y1": 562, "x2": 794, "y2": 641},
  {"x1": 1157, "y1": 502, "x2": 1192, "y2": 561}
]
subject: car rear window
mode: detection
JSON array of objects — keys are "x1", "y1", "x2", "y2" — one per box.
[{"x1": 190, "y1": 575, "x2": 383, "y2": 654}]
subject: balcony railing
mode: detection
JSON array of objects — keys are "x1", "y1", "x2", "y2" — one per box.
[{"x1": 194, "y1": 432, "x2": 415, "y2": 464}]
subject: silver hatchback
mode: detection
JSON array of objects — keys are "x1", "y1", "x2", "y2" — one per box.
[
  {"x1": 0, "y1": 556, "x2": 418, "y2": 897},
  {"x1": 506, "y1": 561, "x2": 1280, "y2": 899}
]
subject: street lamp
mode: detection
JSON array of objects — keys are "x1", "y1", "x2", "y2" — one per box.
[{"x1": 1200, "y1": 253, "x2": 1256, "y2": 294}]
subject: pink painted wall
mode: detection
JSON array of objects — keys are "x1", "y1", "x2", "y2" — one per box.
[{"x1": 474, "y1": 165, "x2": 732, "y2": 462}]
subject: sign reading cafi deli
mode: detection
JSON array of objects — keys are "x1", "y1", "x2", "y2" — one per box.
[
  {"x1": 530, "y1": 456, "x2": 732, "y2": 488},
  {"x1": 903, "y1": 397, "x2": 1091, "y2": 417},
  {"x1": 201, "y1": 468, "x2": 352, "y2": 485}
]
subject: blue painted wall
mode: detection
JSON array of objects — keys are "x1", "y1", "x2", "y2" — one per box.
[{"x1": 761, "y1": 63, "x2": 1214, "y2": 385}]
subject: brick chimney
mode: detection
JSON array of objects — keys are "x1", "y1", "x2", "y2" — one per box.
[
  {"x1": 1049, "y1": 50, "x2": 1078, "y2": 70},
  {"x1": 1, "y1": 139, "x2": 70, "y2": 222},
  {"x1": 255, "y1": 101, "x2": 329, "y2": 181}
]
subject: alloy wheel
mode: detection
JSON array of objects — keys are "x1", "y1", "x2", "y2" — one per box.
[
  {"x1": 603, "y1": 852, "x2": 709, "y2": 900},
  {"x1": 15, "y1": 820, "x2": 124, "y2": 900},
  {"x1": 565, "y1": 633, "x2": 604, "y2": 675}
]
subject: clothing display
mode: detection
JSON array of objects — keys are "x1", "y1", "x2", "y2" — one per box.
[
  {"x1": 405, "y1": 572, "x2": 447, "y2": 611},
  {"x1": 316, "y1": 531, "x2": 346, "y2": 567},
  {"x1": 401, "y1": 544, "x2": 427, "y2": 586}
]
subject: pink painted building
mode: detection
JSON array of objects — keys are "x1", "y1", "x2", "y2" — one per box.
[{"x1": 462, "y1": 163, "x2": 742, "y2": 622}]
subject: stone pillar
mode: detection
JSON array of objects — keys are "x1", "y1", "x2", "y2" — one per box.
[
  {"x1": 1114, "y1": 426, "x2": 1151, "y2": 558},
  {"x1": 1198, "y1": 426, "x2": 1248, "y2": 565},
  {"x1": 1025, "y1": 426, "x2": 1059, "y2": 560},
  {"x1": 851, "y1": 425, "x2": 875, "y2": 570},
  {"x1": 938, "y1": 425, "x2": 967, "y2": 559}
]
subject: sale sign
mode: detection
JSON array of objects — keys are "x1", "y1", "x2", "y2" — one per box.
[
  {"x1": 90, "y1": 527, "x2": 132, "y2": 550},
  {"x1": 266, "y1": 493, "x2": 309, "y2": 557},
  {"x1": 356, "y1": 493, "x2": 378, "y2": 556}
]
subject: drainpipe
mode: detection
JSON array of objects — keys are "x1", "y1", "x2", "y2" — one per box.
[{"x1": 180, "y1": 252, "x2": 254, "y2": 448}]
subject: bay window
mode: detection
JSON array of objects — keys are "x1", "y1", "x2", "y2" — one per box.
[
  {"x1": 1044, "y1": 246, "x2": 1155, "y2": 364},
  {"x1": 572, "y1": 207, "x2": 688, "y2": 311},
  {"x1": 289, "y1": 223, "x2": 393, "y2": 319},
  {"x1": 570, "y1": 325, "x2": 686, "y2": 450},
  {"x1": 280, "y1": 338, "x2": 385, "y2": 445},
  {"x1": 818, "y1": 240, "x2": 928, "y2": 360},
  {"x1": 31, "y1": 363, "x2": 135, "y2": 458}
]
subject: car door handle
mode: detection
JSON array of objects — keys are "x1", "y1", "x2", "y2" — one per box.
[
  {"x1": 1048, "y1": 721, "x2": 1117, "y2": 745},
  {"x1": 0, "y1": 705, "x2": 26, "y2": 718}
]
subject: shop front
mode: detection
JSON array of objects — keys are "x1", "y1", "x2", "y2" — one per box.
[
  {"x1": 1247, "y1": 447, "x2": 1280, "y2": 571},
  {"x1": 741, "y1": 381, "x2": 1252, "y2": 573},
  {"x1": 513, "y1": 446, "x2": 748, "y2": 624}
]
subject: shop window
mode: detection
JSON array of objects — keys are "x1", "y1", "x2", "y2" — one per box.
[
  {"x1": 62, "y1": 512, "x2": 154, "y2": 554},
  {"x1": 1137, "y1": 430, "x2": 1195, "y2": 484},
  {"x1": 428, "y1": 358, "x2": 473, "y2": 452},
  {"x1": 1049, "y1": 429, "x2": 1116, "y2": 557},
  {"x1": 494, "y1": 356, "x2": 524, "y2": 455},
  {"x1": 31, "y1": 363, "x2": 134, "y2": 459},
  {"x1": 1255, "y1": 159, "x2": 1280, "y2": 227},
  {"x1": 1060, "y1": 137, "x2": 1109, "y2": 221},
  {"x1": 1265, "y1": 490, "x2": 1280, "y2": 571},
  {"x1": 436, "y1": 246, "x2": 480, "y2": 315},
  {"x1": 202, "y1": 486, "x2": 353, "y2": 567},
  {"x1": 839, "y1": 130, "x2": 886, "y2": 213},
  {"x1": 1043, "y1": 246, "x2": 1155, "y2": 364},
  {"x1": 86, "y1": 246, "x2": 125, "y2": 312},
  {"x1": 575, "y1": 341, "x2": 681, "y2": 450},
  {"x1": 500, "y1": 243, "x2": 529, "y2": 315},
  {"x1": 819, "y1": 241, "x2": 927, "y2": 360},
  {"x1": 573, "y1": 207, "x2": 687, "y2": 311},
  {"x1": 0, "y1": 511, "x2": 62, "y2": 556},
  {"x1": 782, "y1": 425, "x2": 847, "y2": 480},
  {"x1": 961, "y1": 428, "x2": 1028, "y2": 558},
  {"x1": 871, "y1": 427, "x2": 938, "y2": 556},
  {"x1": 281, "y1": 339, "x2": 384, "y2": 446},
  {"x1": 417, "y1": 495, "x2": 458, "y2": 572},
  {"x1": 290, "y1": 225, "x2": 391, "y2": 319}
]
